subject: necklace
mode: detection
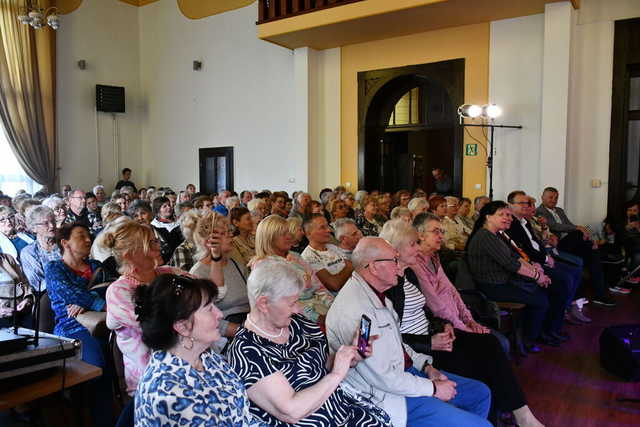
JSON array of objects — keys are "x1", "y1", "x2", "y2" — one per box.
[{"x1": 246, "y1": 315, "x2": 284, "y2": 338}]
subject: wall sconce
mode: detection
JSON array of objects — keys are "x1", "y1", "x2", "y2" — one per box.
[
  {"x1": 193, "y1": 60, "x2": 202, "y2": 71},
  {"x1": 77, "y1": 60, "x2": 86, "y2": 70}
]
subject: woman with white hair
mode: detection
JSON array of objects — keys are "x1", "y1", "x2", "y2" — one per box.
[
  {"x1": 0, "y1": 206, "x2": 34, "y2": 259},
  {"x1": 93, "y1": 185, "x2": 107, "y2": 208},
  {"x1": 380, "y1": 218, "x2": 544, "y2": 427},
  {"x1": 226, "y1": 259, "x2": 390, "y2": 426},
  {"x1": 21, "y1": 206, "x2": 61, "y2": 293},
  {"x1": 42, "y1": 196, "x2": 67, "y2": 228},
  {"x1": 407, "y1": 198, "x2": 429, "y2": 219},
  {"x1": 251, "y1": 215, "x2": 333, "y2": 325}
]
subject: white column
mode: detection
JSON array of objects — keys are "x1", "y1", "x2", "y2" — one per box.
[
  {"x1": 293, "y1": 47, "x2": 311, "y2": 191},
  {"x1": 539, "y1": 1, "x2": 573, "y2": 206}
]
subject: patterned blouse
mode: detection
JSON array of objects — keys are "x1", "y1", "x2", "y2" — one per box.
[
  {"x1": 106, "y1": 265, "x2": 186, "y2": 395},
  {"x1": 355, "y1": 214, "x2": 382, "y2": 237},
  {"x1": 135, "y1": 349, "x2": 265, "y2": 427},
  {"x1": 227, "y1": 314, "x2": 391, "y2": 427}
]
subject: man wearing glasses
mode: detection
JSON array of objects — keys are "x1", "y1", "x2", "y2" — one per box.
[
  {"x1": 64, "y1": 189, "x2": 91, "y2": 230},
  {"x1": 326, "y1": 237, "x2": 491, "y2": 427}
]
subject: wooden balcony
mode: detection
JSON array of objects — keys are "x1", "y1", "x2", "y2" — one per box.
[{"x1": 257, "y1": 0, "x2": 365, "y2": 24}]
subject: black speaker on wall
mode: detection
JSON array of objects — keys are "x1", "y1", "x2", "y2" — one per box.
[{"x1": 96, "y1": 84, "x2": 125, "y2": 113}]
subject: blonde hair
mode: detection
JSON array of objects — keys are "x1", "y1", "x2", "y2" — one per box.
[
  {"x1": 193, "y1": 210, "x2": 227, "y2": 261},
  {"x1": 254, "y1": 215, "x2": 289, "y2": 259},
  {"x1": 95, "y1": 217, "x2": 155, "y2": 271},
  {"x1": 286, "y1": 216, "x2": 302, "y2": 236},
  {"x1": 179, "y1": 209, "x2": 203, "y2": 243}
]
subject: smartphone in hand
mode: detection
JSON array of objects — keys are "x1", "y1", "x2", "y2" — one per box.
[{"x1": 357, "y1": 314, "x2": 372, "y2": 358}]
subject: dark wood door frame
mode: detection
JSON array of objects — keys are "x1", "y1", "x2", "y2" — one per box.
[
  {"x1": 608, "y1": 18, "x2": 640, "y2": 219},
  {"x1": 199, "y1": 147, "x2": 234, "y2": 195},
  {"x1": 358, "y1": 58, "x2": 465, "y2": 194}
]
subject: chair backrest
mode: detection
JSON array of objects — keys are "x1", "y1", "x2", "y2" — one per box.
[
  {"x1": 454, "y1": 257, "x2": 477, "y2": 291},
  {"x1": 36, "y1": 291, "x2": 55, "y2": 333},
  {"x1": 109, "y1": 330, "x2": 129, "y2": 405}
]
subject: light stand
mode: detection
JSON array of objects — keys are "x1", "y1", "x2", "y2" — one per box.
[{"x1": 457, "y1": 104, "x2": 522, "y2": 200}]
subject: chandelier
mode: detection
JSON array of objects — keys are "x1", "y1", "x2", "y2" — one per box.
[{"x1": 17, "y1": 1, "x2": 60, "y2": 30}]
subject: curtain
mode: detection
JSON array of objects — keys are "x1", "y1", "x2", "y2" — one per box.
[{"x1": 0, "y1": 0, "x2": 56, "y2": 191}]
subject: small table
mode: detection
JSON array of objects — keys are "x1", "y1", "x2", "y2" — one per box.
[{"x1": 0, "y1": 360, "x2": 102, "y2": 411}]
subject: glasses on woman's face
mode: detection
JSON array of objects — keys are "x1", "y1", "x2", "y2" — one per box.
[
  {"x1": 0, "y1": 215, "x2": 15, "y2": 223},
  {"x1": 425, "y1": 227, "x2": 445, "y2": 235}
]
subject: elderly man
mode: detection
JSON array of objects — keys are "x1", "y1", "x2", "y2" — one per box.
[
  {"x1": 289, "y1": 192, "x2": 312, "y2": 221},
  {"x1": 326, "y1": 237, "x2": 491, "y2": 427},
  {"x1": 301, "y1": 214, "x2": 353, "y2": 294},
  {"x1": 473, "y1": 196, "x2": 490, "y2": 221},
  {"x1": 536, "y1": 187, "x2": 615, "y2": 307},
  {"x1": 328, "y1": 218, "x2": 362, "y2": 260},
  {"x1": 64, "y1": 189, "x2": 91, "y2": 229}
]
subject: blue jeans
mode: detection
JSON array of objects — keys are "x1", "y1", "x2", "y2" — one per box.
[
  {"x1": 67, "y1": 329, "x2": 114, "y2": 427},
  {"x1": 405, "y1": 366, "x2": 492, "y2": 427}
]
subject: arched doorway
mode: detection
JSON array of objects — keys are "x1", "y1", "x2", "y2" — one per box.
[{"x1": 358, "y1": 59, "x2": 464, "y2": 195}]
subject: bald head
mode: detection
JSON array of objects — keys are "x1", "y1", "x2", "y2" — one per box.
[{"x1": 352, "y1": 237, "x2": 395, "y2": 270}]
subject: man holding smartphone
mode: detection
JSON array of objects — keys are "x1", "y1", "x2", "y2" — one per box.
[{"x1": 326, "y1": 237, "x2": 492, "y2": 427}]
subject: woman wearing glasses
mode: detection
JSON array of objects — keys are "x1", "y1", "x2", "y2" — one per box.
[
  {"x1": 0, "y1": 206, "x2": 34, "y2": 260},
  {"x1": 21, "y1": 206, "x2": 61, "y2": 295}
]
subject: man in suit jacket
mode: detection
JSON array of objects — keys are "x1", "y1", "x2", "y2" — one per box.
[
  {"x1": 506, "y1": 191, "x2": 581, "y2": 333},
  {"x1": 535, "y1": 187, "x2": 616, "y2": 307}
]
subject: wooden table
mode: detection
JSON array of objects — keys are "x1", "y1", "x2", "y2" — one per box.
[{"x1": 0, "y1": 360, "x2": 102, "y2": 411}]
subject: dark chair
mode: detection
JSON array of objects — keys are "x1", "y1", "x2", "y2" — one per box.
[{"x1": 36, "y1": 291, "x2": 55, "y2": 334}]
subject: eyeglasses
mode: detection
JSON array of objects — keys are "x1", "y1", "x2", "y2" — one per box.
[
  {"x1": 0, "y1": 215, "x2": 15, "y2": 223},
  {"x1": 425, "y1": 228, "x2": 445, "y2": 235},
  {"x1": 364, "y1": 257, "x2": 399, "y2": 269},
  {"x1": 34, "y1": 220, "x2": 56, "y2": 227}
]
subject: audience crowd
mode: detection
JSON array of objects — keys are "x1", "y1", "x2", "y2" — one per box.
[{"x1": 0, "y1": 166, "x2": 637, "y2": 427}]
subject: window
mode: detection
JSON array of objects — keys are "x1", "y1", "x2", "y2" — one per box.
[
  {"x1": 0, "y1": 125, "x2": 41, "y2": 196},
  {"x1": 388, "y1": 87, "x2": 421, "y2": 126}
]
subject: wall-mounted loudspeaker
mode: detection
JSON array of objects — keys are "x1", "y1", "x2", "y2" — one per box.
[{"x1": 96, "y1": 84, "x2": 125, "y2": 113}]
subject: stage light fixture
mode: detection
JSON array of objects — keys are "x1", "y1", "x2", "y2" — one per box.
[{"x1": 457, "y1": 104, "x2": 482, "y2": 119}]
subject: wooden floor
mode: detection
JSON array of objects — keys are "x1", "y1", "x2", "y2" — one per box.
[{"x1": 513, "y1": 290, "x2": 640, "y2": 427}]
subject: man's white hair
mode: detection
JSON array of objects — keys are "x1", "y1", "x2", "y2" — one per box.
[
  {"x1": 351, "y1": 236, "x2": 390, "y2": 270},
  {"x1": 247, "y1": 258, "x2": 304, "y2": 307}
]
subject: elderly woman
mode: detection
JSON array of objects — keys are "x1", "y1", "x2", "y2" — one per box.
[
  {"x1": 380, "y1": 218, "x2": 543, "y2": 427},
  {"x1": 327, "y1": 198, "x2": 350, "y2": 225},
  {"x1": 286, "y1": 216, "x2": 307, "y2": 254},
  {"x1": 355, "y1": 196, "x2": 382, "y2": 237},
  {"x1": 227, "y1": 259, "x2": 390, "y2": 426},
  {"x1": 443, "y1": 196, "x2": 471, "y2": 251},
  {"x1": 248, "y1": 198, "x2": 268, "y2": 220},
  {"x1": 466, "y1": 202, "x2": 551, "y2": 348},
  {"x1": 0, "y1": 252, "x2": 33, "y2": 328},
  {"x1": 193, "y1": 195, "x2": 214, "y2": 211},
  {"x1": 190, "y1": 210, "x2": 248, "y2": 340},
  {"x1": 93, "y1": 185, "x2": 107, "y2": 208},
  {"x1": 102, "y1": 218, "x2": 226, "y2": 396},
  {"x1": 408, "y1": 198, "x2": 429, "y2": 219},
  {"x1": 169, "y1": 209, "x2": 201, "y2": 272},
  {"x1": 15, "y1": 197, "x2": 40, "y2": 234},
  {"x1": 45, "y1": 223, "x2": 113, "y2": 426},
  {"x1": 394, "y1": 190, "x2": 411, "y2": 208},
  {"x1": 428, "y1": 195, "x2": 448, "y2": 218},
  {"x1": 42, "y1": 196, "x2": 67, "y2": 228},
  {"x1": 134, "y1": 274, "x2": 264, "y2": 426},
  {"x1": 0, "y1": 206, "x2": 34, "y2": 259},
  {"x1": 21, "y1": 206, "x2": 62, "y2": 293},
  {"x1": 252, "y1": 215, "x2": 333, "y2": 325},
  {"x1": 230, "y1": 207, "x2": 256, "y2": 267},
  {"x1": 390, "y1": 206, "x2": 412, "y2": 222}
]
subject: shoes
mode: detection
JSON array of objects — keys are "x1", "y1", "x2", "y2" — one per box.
[
  {"x1": 550, "y1": 331, "x2": 570, "y2": 342},
  {"x1": 537, "y1": 333, "x2": 561, "y2": 347},
  {"x1": 593, "y1": 295, "x2": 617, "y2": 307},
  {"x1": 625, "y1": 276, "x2": 640, "y2": 285},
  {"x1": 569, "y1": 304, "x2": 592, "y2": 323},
  {"x1": 609, "y1": 285, "x2": 631, "y2": 294}
]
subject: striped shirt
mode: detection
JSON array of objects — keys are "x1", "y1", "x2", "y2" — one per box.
[
  {"x1": 467, "y1": 228, "x2": 521, "y2": 285},
  {"x1": 399, "y1": 278, "x2": 430, "y2": 334}
]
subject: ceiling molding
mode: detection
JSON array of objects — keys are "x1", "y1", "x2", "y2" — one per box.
[{"x1": 54, "y1": 0, "x2": 83, "y2": 15}]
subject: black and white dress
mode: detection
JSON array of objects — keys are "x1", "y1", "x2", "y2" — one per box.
[{"x1": 226, "y1": 314, "x2": 391, "y2": 427}]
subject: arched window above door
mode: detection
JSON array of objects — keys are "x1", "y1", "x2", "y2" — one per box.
[{"x1": 388, "y1": 87, "x2": 421, "y2": 127}]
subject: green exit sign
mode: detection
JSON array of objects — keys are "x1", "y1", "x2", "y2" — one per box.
[{"x1": 465, "y1": 144, "x2": 478, "y2": 156}]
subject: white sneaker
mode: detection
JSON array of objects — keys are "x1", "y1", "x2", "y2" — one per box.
[{"x1": 609, "y1": 285, "x2": 631, "y2": 294}]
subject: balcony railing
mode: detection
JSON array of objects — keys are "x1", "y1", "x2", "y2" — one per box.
[{"x1": 257, "y1": 0, "x2": 365, "y2": 24}]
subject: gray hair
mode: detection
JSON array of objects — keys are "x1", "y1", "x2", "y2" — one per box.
[
  {"x1": 247, "y1": 198, "x2": 265, "y2": 213},
  {"x1": 225, "y1": 196, "x2": 240, "y2": 210},
  {"x1": 355, "y1": 190, "x2": 368, "y2": 203},
  {"x1": 412, "y1": 212, "x2": 441, "y2": 233},
  {"x1": 339, "y1": 192, "x2": 354, "y2": 201},
  {"x1": 247, "y1": 258, "x2": 304, "y2": 307},
  {"x1": 42, "y1": 196, "x2": 65, "y2": 211},
  {"x1": 333, "y1": 218, "x2": 357, "y2": 241},
  {"x1": 26, "y1": 205, "x2": 54, "y2": 231},
  {"x1": 320, "y1": 191, "x2": 334, "y2": 206},
  {"x1": 390, "y1": 206, "x2": 411, "y2": 219},
  {"x1": 0, "y1": 206, "x2": 16, "y2": 217},
  {"x1": 351, "y1": 236, "x2": 389, "y2": 270},
  {"x1": 407, "y1": 197, "x2": 428, "y2": 212},
  {"x1": 379, "y1": 218, "x2": 416, "y2": 250},
  {"x1": 93, "y1": 185, "x2": 104, "y2": 194}
]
